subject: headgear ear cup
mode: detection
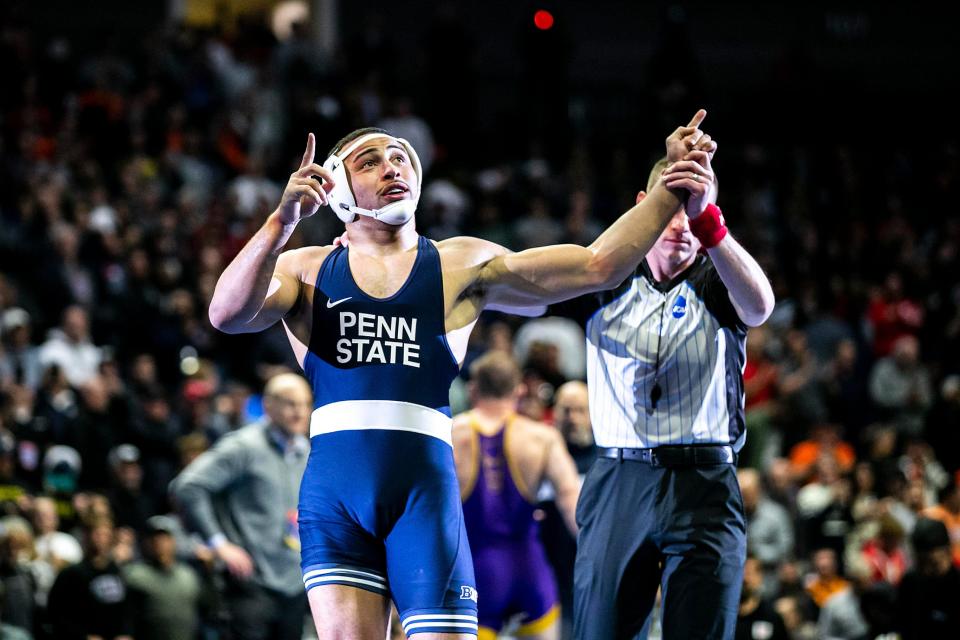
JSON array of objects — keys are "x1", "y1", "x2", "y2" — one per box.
[
  {"x1": 321, "y1": 153, "x2": 356, "y2": 223},
  {"x1": 321, "y1": 133, "x2": 422, "y2": 225}
]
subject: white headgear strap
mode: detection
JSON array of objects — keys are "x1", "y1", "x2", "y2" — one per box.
[{"x1": 322, "y1": 133, "x2": 422, "y2": 225}]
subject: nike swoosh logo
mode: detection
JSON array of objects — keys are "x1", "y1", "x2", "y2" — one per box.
[{"x1": 326, "y1": 297, "x2": 352, "y2": 308}]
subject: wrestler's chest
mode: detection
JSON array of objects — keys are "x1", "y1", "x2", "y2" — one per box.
[{"x1": 350, "y1": 254, "x2": 417, "y2": 298}]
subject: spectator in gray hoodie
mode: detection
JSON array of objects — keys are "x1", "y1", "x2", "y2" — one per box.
[{"x1": 170, "y1": 373, "x2": 311, "y2": 640}]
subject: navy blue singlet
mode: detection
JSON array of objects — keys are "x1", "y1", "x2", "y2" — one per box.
[{"x1": 297, "y1": 236, "x2": 478, "y2": 637}]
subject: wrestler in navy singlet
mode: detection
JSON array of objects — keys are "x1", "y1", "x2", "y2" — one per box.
[
  {"x1": 298, "y1": 236, "x2": 478, "y2": 637},
  {"x1": 461, "y1": 414, "x2": 559, "y2": 638}
]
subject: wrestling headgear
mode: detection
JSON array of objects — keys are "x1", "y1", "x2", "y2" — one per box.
[{"x1": 322, "y1": 132, "x2": 422, "y2": 226}]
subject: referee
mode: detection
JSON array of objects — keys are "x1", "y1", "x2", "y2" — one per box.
[{"x1": 573, "y1": 149, "x2": 775, "y2": 639}]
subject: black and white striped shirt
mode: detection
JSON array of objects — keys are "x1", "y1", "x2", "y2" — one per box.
[{"x1": 585, "y1": 256, "x2": 747, "y2": 449}]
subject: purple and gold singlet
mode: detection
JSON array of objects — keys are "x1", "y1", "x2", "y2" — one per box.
[{"x1": 461, "y1": 413, "x2": 560, "y2": 638}]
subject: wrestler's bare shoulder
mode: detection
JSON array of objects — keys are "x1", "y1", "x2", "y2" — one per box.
[
  {"x1": 434, "y1": 236, "x2": 509, "y2": 269},
  {"x1": 452, "y1": 412, "x2": 473, "y2": 431},
  {"x1": 451, "y1": 416, "x2": 474, "y2": 448},
  {"x1": 278, "y1": 244, "x2": 338, "y2": 281},
  {"x1": 512, "y1": 414, "x2": 564, "y2": 447}
]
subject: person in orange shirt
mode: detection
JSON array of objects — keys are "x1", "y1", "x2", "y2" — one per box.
[
  {"x1": 789, "y1": 423, "x2": 856, "y2": 484},
  {"x1": 921, "y1": 476, "x2": 960, "y2": 566},
  {"x1": 804, "y1": 548, "x2": 850, "y2": 609}
]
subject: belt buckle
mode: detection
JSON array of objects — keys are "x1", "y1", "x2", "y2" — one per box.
[
  {"x1": 648, "y1": 449, "x2": 662, "y2": 467},
  {"x1": 690, "y1": 447, "x2": 701, "y2": 465}
]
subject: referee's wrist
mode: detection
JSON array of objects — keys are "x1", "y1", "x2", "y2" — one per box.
[{"x1": 690, "y1": 203, "x2": 727, "y2": 249}]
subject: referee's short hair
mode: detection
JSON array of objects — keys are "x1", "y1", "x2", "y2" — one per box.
[
  {"x1": 647, "y1": 156, "x2": 670, "y2": 192},
  {"x1": 469, "y1": 351, "x2": 521, "y2": 400}
]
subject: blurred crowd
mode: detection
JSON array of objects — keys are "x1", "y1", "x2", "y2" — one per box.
[{"x1": 2, "y1": 7, "x2": 960, "y2": 640}]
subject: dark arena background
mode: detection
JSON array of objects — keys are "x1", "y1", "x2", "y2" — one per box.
[{"x1": 1, "y1": 1, "x2": 959, "y2": 639}]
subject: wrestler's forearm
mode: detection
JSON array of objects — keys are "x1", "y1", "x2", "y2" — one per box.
[
  {"x1": 487, "y1": 184, "x2": 682, "y2": 306},
  {"x1": 559, "y1": 490, "x2": 579, "y2": 536},
  {"x1": 545, "y1": 439, "x2": 583, "y2": 536},
  {"x1": 585, "y1": 183, "x2": 682, "y2": 288},
  {"x1": 209, "y1": 212, "x2": 298, "y2": 332}
]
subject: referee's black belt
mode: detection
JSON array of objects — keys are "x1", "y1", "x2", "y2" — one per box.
[{"x1": 598, "y1": 444, "x2": 736, "y2": 467}]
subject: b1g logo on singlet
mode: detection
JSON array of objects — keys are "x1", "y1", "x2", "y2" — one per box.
[
  {"x1": 336, "y1": 311, "x2": 421, "y2": 368},
  {"x1": 459, "y1": 586, "x2": 478, "y2": 603}
]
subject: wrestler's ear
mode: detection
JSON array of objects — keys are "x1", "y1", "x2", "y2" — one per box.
[{"x1": 635, "y1": 190, "x2": 647, "y2": 205}]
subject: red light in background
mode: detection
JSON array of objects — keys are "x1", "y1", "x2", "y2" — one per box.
[{"x1": 533, "y1": 9, "x2": 554, "y2": 31}]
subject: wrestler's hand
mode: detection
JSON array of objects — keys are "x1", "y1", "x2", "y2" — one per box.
[
  {"x1": 662, "y1": 149, "x2": 715, "y2": 219},
  {"x1": 694, "y1": 132, "x2": 717, "y2": 161},
  {"x1": 665, "y1": 109, "x2": 707, "y2": 163},
  {"x1": 277, "y1": 133, "x2": 336, "y2": 226},
  {"x1": 215, "y1": 541, "x2": 255, "y2": 580}
]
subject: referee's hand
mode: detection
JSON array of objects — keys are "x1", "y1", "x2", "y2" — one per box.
[{"x1": 662, "y1": 150, "x2": 716, "y2": 218}]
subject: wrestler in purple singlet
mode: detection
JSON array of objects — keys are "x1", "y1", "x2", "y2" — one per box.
[{"x1": 461, "y1": 415, "x2": 559, "y2": 638}]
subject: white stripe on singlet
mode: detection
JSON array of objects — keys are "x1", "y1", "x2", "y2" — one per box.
[{"x1": 310, "y1": 400, "x2": 452, "y2": 446}]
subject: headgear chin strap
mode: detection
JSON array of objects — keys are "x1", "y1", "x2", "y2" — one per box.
[{"x1": 322, "y1": 133, "x2": 422, "y2": 226}]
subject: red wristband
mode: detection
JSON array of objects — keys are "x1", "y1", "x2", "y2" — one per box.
[{"x1": 689, "y1": 203, "x2": 727, "y2": 249}]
